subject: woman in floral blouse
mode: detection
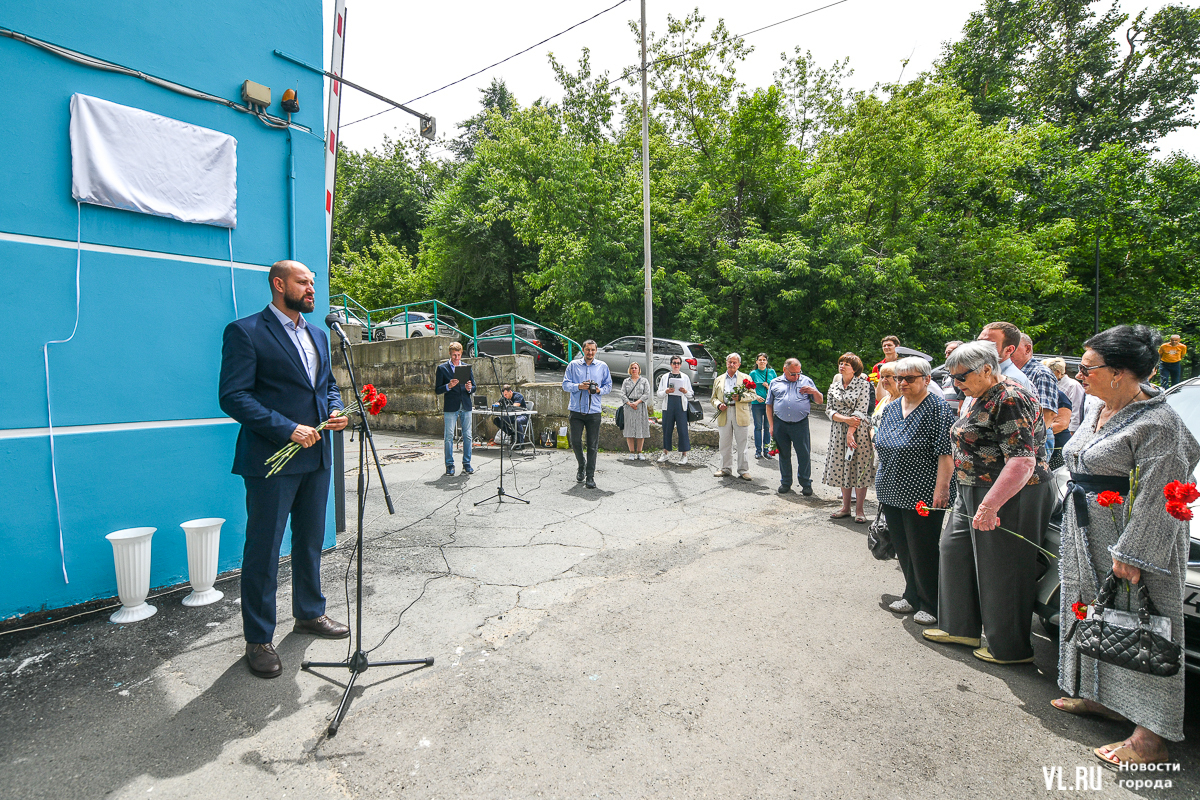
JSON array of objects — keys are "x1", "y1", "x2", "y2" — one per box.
[{"x1": 922, "y1": 340, "x2": 1055, "y2": 666}]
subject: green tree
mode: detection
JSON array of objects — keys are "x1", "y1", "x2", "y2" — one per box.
[
  {"x1": 330, "y1": 234, "x2": 435, "y2": 312},
  {"x1": 332, "y1": 133, "x2": 449, "y2": 267},
  {"x1": 938, "y1": 0, "x2": 1200, "y2": 150}
]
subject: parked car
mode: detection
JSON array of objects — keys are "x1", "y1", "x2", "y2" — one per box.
[
  {"x1": 373, "y1": 310, "x2": 461, "y2": 342},
  {"x1": 592, "y1": 336, "x2": 716, "y2": 391},
  {"x1": 328, "y1": 306, "x2": 369, "y2": 331},
  {"x1": 468, "y1": 323, "x2": 566, "y2": 367}
]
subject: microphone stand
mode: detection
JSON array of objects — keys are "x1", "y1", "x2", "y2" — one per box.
[
  {"x1": 475, "y1": 353, "x2": 529, "y2": 506},
  {"x1": 302, "y1": 325, "x2": 432, "y2": 737}
]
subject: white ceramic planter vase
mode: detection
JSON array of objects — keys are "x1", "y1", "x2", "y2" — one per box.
[
  {"x1": 180, "y1": 518, "x2": 225, "y2": 607},
  {"x1": 105, "y1": 527, "x2": 158, "y2": 623}
]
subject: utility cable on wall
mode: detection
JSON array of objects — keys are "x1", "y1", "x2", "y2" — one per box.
[
  {"x1": 42, "y1": 202, "x2": 85, "y2": 584},
  {"x1": 0, "y1": 27, "x2": 309, "y2": 134}
]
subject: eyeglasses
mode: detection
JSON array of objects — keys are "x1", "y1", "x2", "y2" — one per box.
[
  {"x1": 670, "y1": 360, "x2": 682, "y2": 365},
  {"x1": 1077, "y1": 362, "x2": 1110, "y2": 377},
  {"x1": 949, "y1": 365, "x2": 980, "y2": 383},
  {"x1": 894, "y1": 374, "x2": 925, "y2": 384}
]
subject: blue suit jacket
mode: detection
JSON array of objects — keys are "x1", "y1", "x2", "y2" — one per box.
[
  {"x1": 218, "y1": 306, "x2": 343, "y2": 477},
  {"x1": 434, "y1": 360, "x2": 474, "y2": 412}
]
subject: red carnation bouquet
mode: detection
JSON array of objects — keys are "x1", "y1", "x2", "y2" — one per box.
[
  {"x1": 265, "y1": 384, "x2": 386, "y2": 477},
  {"x1": 714, "y1": 378, "x2": 756, "y2": 420}
]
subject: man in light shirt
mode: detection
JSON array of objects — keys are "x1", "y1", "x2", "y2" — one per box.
[
  {"x1": 977, "y1": 322, "x2": 1033, "y2": 391},
  {"x1": 765, "y1": 358, "x2": 824, "y2": 495},
  {"x1": 561, "y1": 340, "x2": 611, "y2": 488}
]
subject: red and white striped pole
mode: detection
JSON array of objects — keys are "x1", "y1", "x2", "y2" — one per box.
[{"x1": 324, "y1": 0, "x2": 347, "y2": 262}]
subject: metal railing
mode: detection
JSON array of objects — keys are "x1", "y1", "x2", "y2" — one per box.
[{"x1": 329, "y1": 295, "x2": 580, "y2": 366}]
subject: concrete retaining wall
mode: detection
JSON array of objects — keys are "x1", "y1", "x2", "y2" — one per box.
[{"x1": 332, "y1": 335, "x2": 719, "y2": 451}]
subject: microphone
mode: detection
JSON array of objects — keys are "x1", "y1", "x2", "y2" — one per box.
[
  {"x1": 476, "y1": 351, "x2": 498, "y2": 360},
  {"x1": 325, "y1": 313, "x2": 348, "y2": 341}
]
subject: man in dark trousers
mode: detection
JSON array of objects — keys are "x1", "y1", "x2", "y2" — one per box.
[
  {"x1": 764, "y1": 358, "x2": 824, "y2": 496},
  {"x1": 219, "y1": 260, "x2": 350, "y2": 679},
  {"x1": 435, "y1": 341, "x2": 474, "y2": 476}
]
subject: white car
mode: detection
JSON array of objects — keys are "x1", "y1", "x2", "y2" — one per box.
[{"x1": 373, "y1": 311, "x2": 461, "y2": 341}]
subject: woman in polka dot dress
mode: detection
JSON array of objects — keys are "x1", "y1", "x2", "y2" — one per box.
[{"x1": 823, "y1": 353, "x2": 874, "y2": 522}]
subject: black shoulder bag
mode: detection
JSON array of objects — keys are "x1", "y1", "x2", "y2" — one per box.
[{"x1": 867, "y1": 508, "x2": 895, "y2": 561}]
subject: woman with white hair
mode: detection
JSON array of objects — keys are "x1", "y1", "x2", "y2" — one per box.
[
  {"x1": 922, "y1": 340, "x2": 1054, "y2": 665},
  {"x1": 873, "y1": 356, "x2": 956, "y2": 625}
]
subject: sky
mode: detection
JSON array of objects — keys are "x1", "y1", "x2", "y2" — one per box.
[{"x1": 320, "y1": 0, "x2": 1198, "y2": 159}]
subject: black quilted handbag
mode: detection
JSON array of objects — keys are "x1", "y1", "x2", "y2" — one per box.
[{"x1": 1073, "y1": 571, "x2": 1181, "y2": 678}]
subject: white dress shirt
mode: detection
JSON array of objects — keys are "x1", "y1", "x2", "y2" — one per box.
[{"x1": 269, "y1": 303, "x2": 318, "y2": 386}]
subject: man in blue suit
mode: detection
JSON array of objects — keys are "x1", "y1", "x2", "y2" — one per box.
[
  {"x1": 434, "y1": 341, "x2": 475, "y2": 476},
  {"x1": 219, "y1": 260, "x2": 350, "y2": 679}
]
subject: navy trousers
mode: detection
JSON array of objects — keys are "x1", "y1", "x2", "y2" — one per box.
[
  {"x1": 241, "y1": 467, "x2": 330, "y2": 643},
  {"x1": 774, "y1": 416, "x2": 811, "y2": 489}
]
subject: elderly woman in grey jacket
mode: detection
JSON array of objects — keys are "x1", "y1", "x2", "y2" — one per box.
[{"x1": 1052, "y1": 325, "x2": 1200, "y2": 768}]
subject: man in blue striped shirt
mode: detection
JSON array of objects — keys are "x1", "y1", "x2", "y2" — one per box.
[{"x1": 562, "y1": 340, "x2": 611, "y2": 488}]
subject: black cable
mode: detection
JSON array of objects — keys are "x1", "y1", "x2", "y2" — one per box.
[
  {"x1": 342, "y1": 0, "x2": 632, "y2": 128},
  {"x1": 599, "y1": 0, "x2": 853, "y2": 92}
]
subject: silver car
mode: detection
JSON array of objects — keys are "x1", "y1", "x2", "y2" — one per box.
[{"x1": 593, "y1": 336, "x2": 716, "y2": 391}]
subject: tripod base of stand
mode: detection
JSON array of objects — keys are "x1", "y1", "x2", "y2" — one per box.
[
  {"x1": 474, "y1": 486, "x2": 530, "y2": 506},
  {"x1": 303, "y1": 651, "x2": 434, "y2": 736}
]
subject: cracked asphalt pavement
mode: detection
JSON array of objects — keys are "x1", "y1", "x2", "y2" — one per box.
[{"x1": 2, "y1": 422, "x2": 1198, "y2": 799}]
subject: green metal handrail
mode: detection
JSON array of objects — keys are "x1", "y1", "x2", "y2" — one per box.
[
  {"x1": 329, "y1": 294, "x2": 375, "y2": 339},
  {"x1": 330, "y1": 296, "x2": 581, "y2": 366}
]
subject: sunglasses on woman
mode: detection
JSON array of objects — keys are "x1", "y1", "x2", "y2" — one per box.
[
  {"x1": 949, "y1": 365, "x2": 980, "y2": 383},
  {"x1": 894, "y1": 374, "x2": 925, "y2": 384},
  {"x1": 1077, "y1": 362, "x2": 1110, "y2": 377}
]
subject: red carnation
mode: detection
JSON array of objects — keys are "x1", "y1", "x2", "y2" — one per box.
[
  {"x1": 1096, "y1": 490, "x2": 1123, "y2": 508},
  {"x1": 915, "y1": 501, "x2": 930, "y2": 517},
  {"x1": 362, "y1": 384, "x2": 378, "y2": 402},
  {"x1": 1166, "y1": 500, "x2": 1193, "y2": 522},
  {"x1": 743, "y1": 378, "x2": 756, "y2": 389},
  {"x1": 1164, "y1": 480, "x2": 1200, "y2": 504},
  {"x1": 1072, "y1": 601, "x2": 1088, "y2": 621},
  {"x1": 368, "y1": 393, "x2": 387, "y2": 415}
]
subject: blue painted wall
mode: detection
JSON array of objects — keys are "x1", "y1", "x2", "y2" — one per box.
[{"x1": 0, "y1": 0, "x2": 333, "y2": 617}]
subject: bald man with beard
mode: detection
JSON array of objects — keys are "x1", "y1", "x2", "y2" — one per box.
[{"x1": 219, "y1": 260, "x2": 351, "y2": 679}]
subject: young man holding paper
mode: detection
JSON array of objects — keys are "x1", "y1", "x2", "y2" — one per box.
[{"x1": 435, "y1": 341, "x2": 475, "y2": 476}]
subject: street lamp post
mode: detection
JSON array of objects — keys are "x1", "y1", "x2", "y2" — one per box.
[{"x1": 641, "y1": 0, "x2": 654, "y2": 409}]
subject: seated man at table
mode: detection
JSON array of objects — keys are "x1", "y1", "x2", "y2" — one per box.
[{"x1": 492, "y1": 384, "x2": 528, "y2": 443}]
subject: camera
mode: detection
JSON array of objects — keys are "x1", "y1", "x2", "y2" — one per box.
[{"x1": 581, "y1": 380, "x2": 600, "y2": 395}]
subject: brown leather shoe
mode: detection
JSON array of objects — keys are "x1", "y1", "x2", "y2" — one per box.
[
  {"x1": 246, "y1": 642, "x2": 282, "y2": 679},
  {"x1": 293, "y1": 614, "x2": 350, "y2": 639}
]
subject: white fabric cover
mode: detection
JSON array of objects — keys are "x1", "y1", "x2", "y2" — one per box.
[{"x1": 70, "y1": 94, "x2": 237, "y2": 228}]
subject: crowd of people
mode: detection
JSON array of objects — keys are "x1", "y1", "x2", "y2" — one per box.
[
  {"x1": 600, "y1": 324, "x2": 1197, "y2": 768},
  {"x1": 427, "y1": 322, "x2": 1199, "y2": 768}
]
